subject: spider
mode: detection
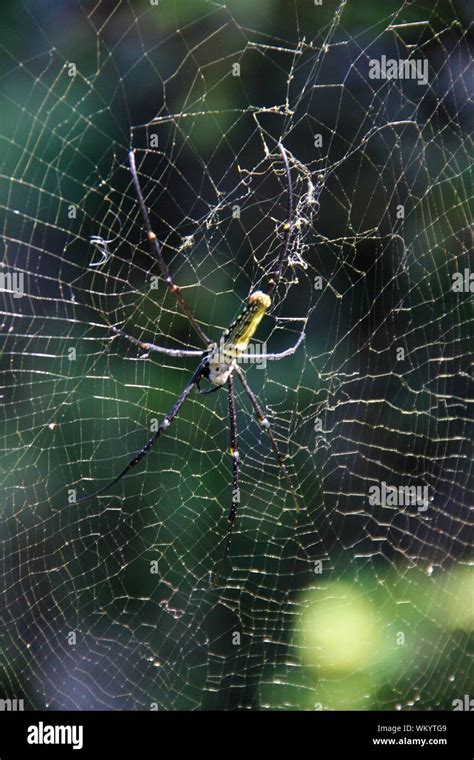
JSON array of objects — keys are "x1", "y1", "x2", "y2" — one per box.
[{"x1": 72, "y1": 144, "x2": 304, "y2": 582}]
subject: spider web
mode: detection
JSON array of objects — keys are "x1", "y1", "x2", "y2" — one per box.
[{"x1": 1, "y1": 0, "x2": 472, "y2": 711}]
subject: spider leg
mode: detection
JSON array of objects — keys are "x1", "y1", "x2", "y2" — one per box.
[
  {"x1": 239, "y1": 328, "x2": 305, "y2": 361},
  {"x1": 211, "y1": 375, "x2": 241, "y2": 588},
  {"x1": 235, "y1": 365, "x2": 300, "y2": 510},
  {"x1": 128, "y1": 150, "x2": 210, "y2": 347},
  {"x1": 68, "y1": 361, "x2": 204, "y2": 506},
  {"x1": 112, "y1": 326, "x2": 203, "y2": 358}
]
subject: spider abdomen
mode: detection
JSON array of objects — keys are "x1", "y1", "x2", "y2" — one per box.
[{"x1": 206, "y1": 290, "x2": 271, "y2": 385}]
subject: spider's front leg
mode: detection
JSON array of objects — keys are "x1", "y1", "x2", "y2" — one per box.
[
  {"x1": 68, "y1": 360, "x2": 206, "y2": 507},
  {"x1": 111, "y1": 326, "x2": 203, "y2": 358},
  {"x1": 128, "y1": 150, "x2": 210, "y2": 347},
  {"x1": 239, "y1": 324, "x2": 306, "y2": 361}
]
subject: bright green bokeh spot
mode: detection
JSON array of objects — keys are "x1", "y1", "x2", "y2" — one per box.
[
  {"x1": 299, "y1": 582, "x2": 383, "y2": 674},
  {"x1": 444, "y1": 568, "x2": 474, "y2": 631}
]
